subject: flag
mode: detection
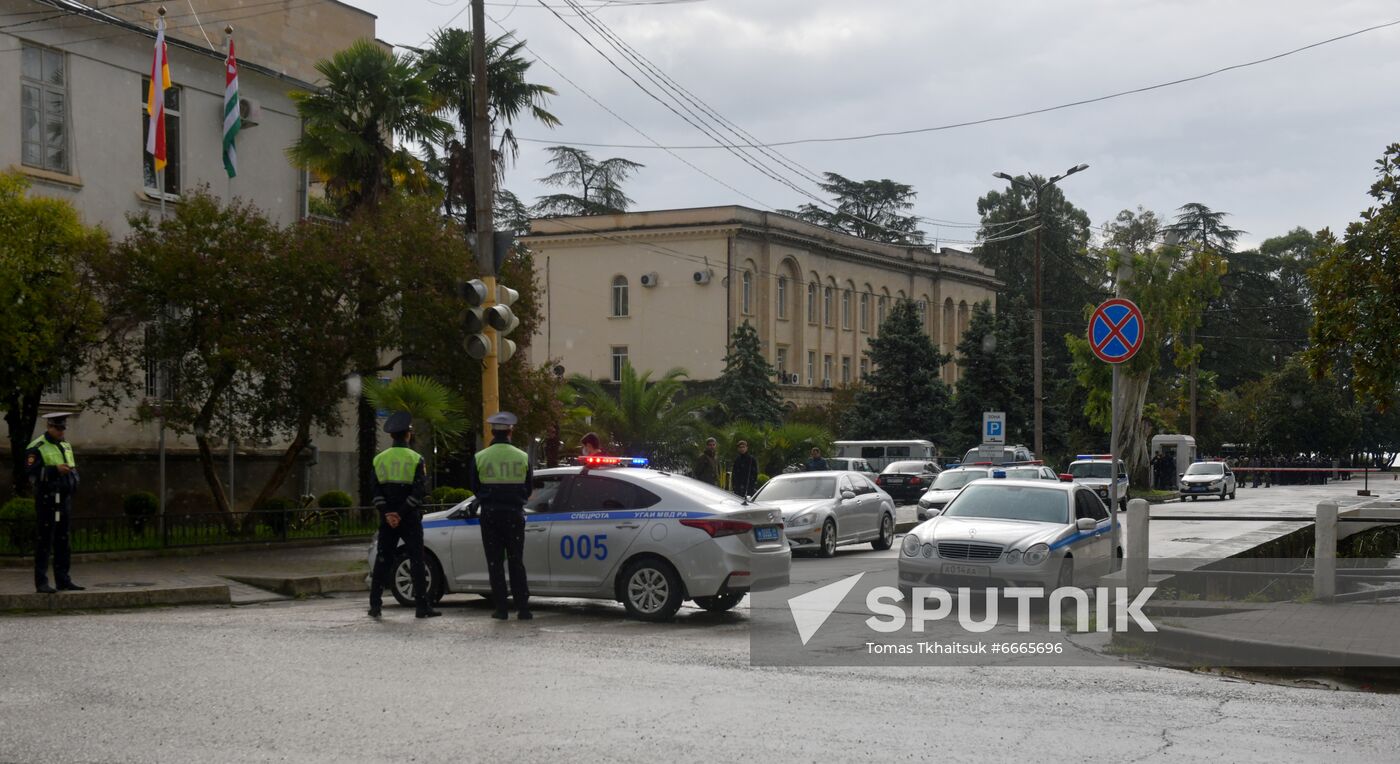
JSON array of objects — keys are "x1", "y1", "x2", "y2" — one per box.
[
  {"x1": 223, "y1": 37, "x2": 241, "y2": 178},
  {"x1": 145, "y1": 17, "x2": 171, "y2": 171}
]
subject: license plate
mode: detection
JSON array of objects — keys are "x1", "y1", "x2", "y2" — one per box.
[
  {"x1": 1189, "y1": 486, "x2": 1205, "y2": 492},
  {"x1": 942, "y1": 563, "x2": 988, "y2": 577},
  {"x1": 885, "y1": 477, "x2": 905, "y2": 484},
  {"x1": 755, "y1": 525, "x2": 780, "y2": 542}
]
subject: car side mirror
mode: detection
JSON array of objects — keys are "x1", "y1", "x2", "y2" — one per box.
[
  {"x1": 841, "y1": 490, "x2": 856, "y2": 501},
  {"x1": 1058, "y1": 473, "x2": 1074, "y2": 482},
  {"x1": 1178, "y1": 473, "x2": 1184, "y2": 478},
  {"x1": 1075, "y1": 517, "x2": 1098, "y2": 531},
  {"x1": 1119, "y1": 473, "x2": 1128, "y2": 480}
]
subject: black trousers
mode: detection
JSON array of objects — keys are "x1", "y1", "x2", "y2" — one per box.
[
  {"x1": 34, "y1": 492, "x2": 73, "y2": 588},
  {"x1": 480, "y1": 506, "x2": 529, "y2": 610},
  {"x1": 370, "y1": 510, "x2": 426, "y2": 608}
]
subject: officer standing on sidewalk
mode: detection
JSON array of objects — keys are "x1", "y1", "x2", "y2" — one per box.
[
  {"x1": 26, "y1": 412, "x2": 83, "y2": 594},
  {"x1": 470, "y1": 412, "x2": 534, "y2": 620},
  {"x1": 367, "y1": 412, "x2": 440, "y2": 619}
]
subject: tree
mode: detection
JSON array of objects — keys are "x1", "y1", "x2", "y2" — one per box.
[
  {"x1": 364, "y1": 376, "x2": 469, "y2": 466},
  {"x1": 287, "y1": 40, "x2": 450, "y2": 216},
  {"x1": 718, "y1": 421, "x2": 831, "y2": 477},
  {"x1": 1307, "y1": 143, "x2": 1400, "y2": 411},
  {"x1": 949, "y1": 302, "x2": 1031, "y2": 456},
  {"x1": 783, "y1": 172, "x2": 924, "y2": 244},
  {"x1": 533, "y1": 146, "x2": 643, "y2": 216},
  {"x1": 1161, "y1": 202, "x2": 1244, "y2": 255},
  {"x1": 564, "y1": 363, "x2": 710, "y2": 469},
  {"x1": 415, "y1": 29, "x2": 560, "y2": 229},
  {"x1": 711, "y1": 321, "x2": 784, "y2": 426},
  {"x1": 843, "y1": 301, "x2": 952, "y2": 442},
  {"x1": 0, "y1": 172, "x2": 107, "y2": 496}
]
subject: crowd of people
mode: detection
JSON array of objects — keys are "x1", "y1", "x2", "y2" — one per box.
[{"x1": 1146, "y1": 451, "x2": 1345, "y2": 490}]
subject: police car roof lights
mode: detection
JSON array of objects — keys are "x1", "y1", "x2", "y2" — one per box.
[
  {"x1": 1075, "y1": 454, "x2": 1115, "y2": 460},
  {"x1": 579, "y1": 455, "x2": 649, "y2": 469},
  {"x1": 992, "y1": 469, "x2": 1007, "y2": 479}
]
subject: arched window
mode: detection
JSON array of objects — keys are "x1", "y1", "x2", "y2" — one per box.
[
  {"x1": 611, "y1": 275, "x2": 628, "y2": 317},
  {"x1": 777, "y1": 275, "x2": 788, "y2": 318},
  {"x1": 807, "y1": 281, "x2": 818, "y2": 324},
  {"x1": 859, "y1": 292, "x2": 870, "y2": 332},
  {"x1": 878, "y1": 295, "x2": 888, "y2": 329},
  {"x1": 823, "y1": 286, "x2": 834, "y2": 326},
  {"x1": 841, "y1": 289, "x2": 852, "y2": 329},
  {"x1": 742, "y1": 271, "x2": 753, "y2": 314}
]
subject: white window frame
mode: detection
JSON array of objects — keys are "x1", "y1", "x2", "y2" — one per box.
[
  {"x1": 610, "y1": 346, "x2": 628, "y2": 382},
  {"x1": 742, "y1": 271, "x2": 753, "y2": 315},
  {"x1": 41, "y1": 373, "x2": 74, "y2": 403},
  {"x1": 21, "y1": 44, "x2": 70, "y2": 174},
  {"x1": 777, "y1": 276, "x2": 788, "y2": 319},
  {"x1": 841, "y1": 356, "x2": 851, "y2": 384},
  {"x1": 807, "y1": 282, "x2": 818, "y2": 324},
  {"x1": 807, "y1": 351, "x2": 816, "y2": 384},
  {"x1": 841, "y1": 290, "x2": 852, "y2": 330},
  {"x1": 611, "y1": 275, "x2": 629, "y2": 317},
  {"x1": 141, "y1": 77, "x2": 182, "y2": 198},
  {"x1": 823, "y1": 286, "x2": 833, "y2": 327}
]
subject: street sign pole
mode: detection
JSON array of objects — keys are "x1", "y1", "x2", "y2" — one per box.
[
  {"x1": 1109, "y1": 364, "x2": 1120, "y2": 558},
  {"x1": 1088, "y1": 297, "x2": 1145, "y2": 564}
]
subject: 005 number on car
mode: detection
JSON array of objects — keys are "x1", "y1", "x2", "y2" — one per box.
[{"x1": 559, "y1": 533, "x2": 609, "y2": 561}]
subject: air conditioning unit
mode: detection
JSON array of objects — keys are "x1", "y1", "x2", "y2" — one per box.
[
  {"x1": 692, "y1": 269, "x2": 713, "y2": 285},
  {"x1": 822, "y1": 378, "x2": 832, "y2": 388},
  {"x1": 238, "y1": 97, "x2": 262, "y2": 127},
  {"x1": 639, "y1": 272, "x2": 659, "y2": 288},
  {"x1": 788, "y1": 372, "x2": 800, "y2": 384}
]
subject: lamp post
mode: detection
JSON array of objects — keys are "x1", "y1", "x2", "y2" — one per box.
[{"x1": 991, "y1": 164, "x2": 1089, "y2": 458}]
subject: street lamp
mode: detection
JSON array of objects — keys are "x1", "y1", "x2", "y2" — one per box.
[{"x1": 990, "y1": 163, "x2": 1089, "y2": 458}]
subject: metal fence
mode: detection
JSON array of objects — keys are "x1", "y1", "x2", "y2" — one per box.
[{"x1": 0, "y1": 505, "x2": 457, "y2": 557}]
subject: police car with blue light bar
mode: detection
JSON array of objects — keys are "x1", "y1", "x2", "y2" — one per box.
[{"x1": 368, "y1": 456, "x2": 792, "y2": 621}]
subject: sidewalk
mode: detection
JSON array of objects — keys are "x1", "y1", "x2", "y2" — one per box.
[{"x1": 0, "y1": 542, "x2": 369, "y2": 612}]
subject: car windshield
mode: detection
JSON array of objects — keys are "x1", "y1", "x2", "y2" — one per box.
[
  {"x1": 1185, "y1": 463, "x2": 1224, "y2": 475},
  {"x1": 930, "y1": 470, "x2": 987, "y2": 490},
  {"x1": 827, "y1": 459, "x2": 852, "y2": 469},
  {"x1": 1004, "y1": 467, "x2": 1044, "y2": 480},
  {"x1": 942, "y1": 484, "x2": 1069, "y2": 524},
  {"x1": 754, "y1": 476, "x2": 836, "y2": 501},
  {"x1": 883, "y1": 461, "x2": 928, "y2": 474},
  {"x1": 1069, "y1": 462, "x2": 1115, "y2": 479}
]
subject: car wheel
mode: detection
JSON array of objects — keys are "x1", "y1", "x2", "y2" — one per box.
[
  {"x1": 693, "y1": 591, "x2": 745, "y2": 612},
  {"x1": 818, "y1": 519, "x2": 838, "y2": 558},
  {"x1": 1189, "y1": 495, "x2": 1197, "y2": 502},
  {"x1": 1113, "y1": 547, "x2": 1124, "y2": 573},
  {"x1": 390, "y1": 551, "x2": 443, "y2": 607},
  {"x1": 872, "y1": 513, "x2": 895, "y2": 551},
  {"x1": 1056, "y1": 557, "x2": 1074, "y2": 589},
  {"x1": 1230, "y1": 488, "x2": 1237, "y2": 499},
  {"x1": 619, "y1": 557, "x2": 684, "y2": 622}
]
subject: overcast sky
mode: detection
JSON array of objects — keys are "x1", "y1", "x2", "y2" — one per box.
[{"x1": 347, "y1": 0, "x2": 1400, "y2": 250}]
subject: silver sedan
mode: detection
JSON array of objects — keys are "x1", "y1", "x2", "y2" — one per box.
[{"x1": 751, "y1": 471, "x2": 897, "y2": 557}]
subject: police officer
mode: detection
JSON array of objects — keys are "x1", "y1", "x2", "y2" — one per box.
[
  {"x1": 367, "y1": 412, "x2": 440, "y2": 619},
  {"x1": 27, "y1": 412, "x2": 83, "y2": 594},
  {"x1": 470, "y1": 411, "x2": 533, "y2": 620}
]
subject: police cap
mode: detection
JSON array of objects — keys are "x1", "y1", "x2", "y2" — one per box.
[
  {"x1": 486, "y1": 411, "x2": 518, "y2": 428},
  {"x1": 383, "y1": 412, "x2": 413, "y2": 434},
  {"x1": 41, "y1": 412, "x2": 73, "y2": 429}
]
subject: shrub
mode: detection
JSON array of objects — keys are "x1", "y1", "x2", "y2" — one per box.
[
  {"x1": 256, "y1": 497, "x2": 297, "y2": 535},
  {"x1": 317, "y1": 490, "x2": 353, "y2": 509},
  {"x1": 122, "y1": 492, "x2": 158, "y2": 534},
  {"x1": 756, "y1": 473, "x2": 771, "y2": 487},
  {"x1": 431, "y1": 486, "x2": 473, "y2": 506},
  {"x1": 0, "y1": 497, "x2": 36, "y2": 553}
]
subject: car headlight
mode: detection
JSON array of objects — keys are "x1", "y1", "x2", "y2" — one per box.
[
  {"x1": 902, "y1": 534, "x2": 922, "y2": 557},
  {"x1": 917, "y1": 498, "x2": 931, "y2": 508},
  {"x1": 1005, "y1": 549, "x2": 1022, "y2": 564},
  {"x1": 790, "y1": 513, "x2": 816, "y2": 527},
  {"x1": 1208, "y1": 480, "x2": 1221, "y2": 487},
  {"x1": 1023, "y1": 543, "x2": 1050, "y2": 566},
  {"x1": 921, "y1": 543, "x2": 935, "y2": 559}
]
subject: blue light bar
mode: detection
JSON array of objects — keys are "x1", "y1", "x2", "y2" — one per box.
[{"x1": 992, "y1": 469, "x2": 1007, "y2": 479}]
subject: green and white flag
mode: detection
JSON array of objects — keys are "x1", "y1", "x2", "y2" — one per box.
[{"x1": 222, "y1": 37, "x2": 240, "y2": 178}]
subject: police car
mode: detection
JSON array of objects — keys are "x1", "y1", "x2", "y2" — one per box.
[
  {"x1": 1066, "y1": 455, "x2": 1131, "y2": 511},
  {"x1": 368, "y1": 456, "x2": 792, "y2": 621}
]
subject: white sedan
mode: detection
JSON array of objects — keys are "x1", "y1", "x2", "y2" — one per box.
[
  {"x1": 1179, "y1": 461, "x2": 1238, "y2": 500},
  {"x1": 369, "y1": 458, "x2": 792, "y2": 621},
  {"x1": 751, "y1": 471, "x2": 897, "y2": 557}
]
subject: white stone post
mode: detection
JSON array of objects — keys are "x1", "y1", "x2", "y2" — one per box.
[
  {"x1": 1127, "y1": 499, "x2": 1150, "y2": 595},
  {"x1": 1315, "y1": 500, "x2": 1338, "y2": 602}
]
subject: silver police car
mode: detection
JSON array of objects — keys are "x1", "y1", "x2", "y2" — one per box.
[{"x1": 369, "y1": 457, "x2": 792, "y2": 621}]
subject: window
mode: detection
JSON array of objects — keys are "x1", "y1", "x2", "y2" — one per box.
[
  {"x1": 21, "y1": 45, "x2": 69, "y2": 174},
  {"x1": 562, "y1": 475, "x2": 661, "y2": 511},
  {"x1": 610, "y1": 346, "x2": 628, "y2": 382},
  {"x1": 41, "y1": 374, "x2": 73, "y2": 403},
  {"x1": 859, "y1": 293, "x2": 870, "y2": 332},
  {"x1": 878, "y1": 296, "x2": 888, "y2": 329},
  {"x1": 859, "y1": 358, "x2": 868, "y2": 380},
  {"x1": 140, "y1": 78, "x2": 181, "y2": 195},
  {"x1": 1076, "y1": 491, "x2": 1109, "y2": 522},
  {"x1": 823, "y1": 286, "x2": 833, "y2": 326},
  {"x1": 918, "y1": 300, "x2": 929, "y2": 331},
  {"x1": 742, "y1": 271, "x2": 753, "y2": 314},
  {"x1": 144, "y1": 326, "x2": 171, "y2": 400},
  {"x1": 841, "y1": 290, "x2": 851, "y2": 329},
  {"x1": 526, "y1": 475, "x2": 567, "y2": 513},
  {"x1": 807, "y1": 282, "x2": 818, "y2": 324},
  {"x1": 611, "y1": 275, "x2": 629, "y2": 317},
  {"x1": 841, "y1": 356, "x2": 851, "y2": 384},
  {"x1": 776, "y1": 347, "x2": 788, "y2": 378},
  {"x1": 777, "y1": 276, "x2": 788, "y2": 318},
  {"x1": 823, "y1": 355, "x2": 833, "y2": 385},
  {"x1": 806, "y1": 351, "x2": 816, "y2": 384}
]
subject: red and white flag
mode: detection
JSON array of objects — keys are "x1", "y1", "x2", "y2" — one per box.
[{"x1": 145, "y1": 17, "x2": 171, "y2": 171}]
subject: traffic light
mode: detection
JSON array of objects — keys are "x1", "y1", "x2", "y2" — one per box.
[
  {"x1": 460, "y1": 279, "x2": 491, "y2": 360},
  {"x1": 491, "y1": 284, "x2": 520, "y2": 362}
]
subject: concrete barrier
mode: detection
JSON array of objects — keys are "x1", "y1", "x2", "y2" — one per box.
[
  {"x1": 1126, "y1": 498, "x2": 1149, "y2": 595},
  {"x1": 1315, "y1": 500, "x2": 1338, "y2": 602}
]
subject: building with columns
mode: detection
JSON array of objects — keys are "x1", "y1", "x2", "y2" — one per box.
[{"x1": 524, "y1": 206, "x2": 1000, "y2": 404}]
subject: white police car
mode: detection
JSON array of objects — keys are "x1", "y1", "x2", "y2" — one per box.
[
  {"x1": 369, "y1": 456, "x2": 792, "y2": 621},
  {"x1": 1066, "y1": 455, "x2": 1131, "y2": 511}
]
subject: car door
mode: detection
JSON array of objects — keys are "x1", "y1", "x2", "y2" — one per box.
[
  {"x1": 833, "y1": 474, "x2": 864, "y2": 542},
  {"x1": 548, "y1": 474, "x2": 659, "y2": 593},
  {"x1": 450, "y1": 474, "x2": 564, "y2": 592},
  {"x1": 853, "y1": 474, "x2": 885, "y2": 538},
  {"x1": 1072, "y1": 489, "x2": 1113, "y2": 582}
]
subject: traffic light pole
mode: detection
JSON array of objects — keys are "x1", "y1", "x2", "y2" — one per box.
[{"x1": 470, "y1": 0, "x2": 498, "y2": 442}]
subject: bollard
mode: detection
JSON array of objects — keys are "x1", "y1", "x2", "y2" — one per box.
[
  {"x1": 1126, "y1": 499, "x2": 1149, "y2": 595},
  {"x1": 1315, "y1": 500, "x2": 1338, "y2": 602}
]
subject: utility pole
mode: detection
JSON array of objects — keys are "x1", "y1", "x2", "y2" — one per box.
[
  {"x1": 1188, "y1": 217, "x2": 1207, "y2": 439},
  {"x1": 470, "y1": 0, "x2": 498, "y2": 441}
]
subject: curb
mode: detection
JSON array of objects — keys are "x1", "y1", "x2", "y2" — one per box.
[
  {"x1": 0, "y1": 584, "x2": 231, "y2": 612},
  {"x1": 226, "y1": 572, "x2": 367, "y2": 597},
  {"x1": 0, "y1": 536, "x2": 371, "y2": 568},
  {"x1": 1116, "y1": 623, "x2": 1400, "y2": 679},
  {"x1": 895, "y1": 521, "x2": 918, "y2": 533}
]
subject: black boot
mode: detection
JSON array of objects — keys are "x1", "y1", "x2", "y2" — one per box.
[
  {"x1": 36, "y1": 582, "x2": 56, "y2": 594},
  {"x1": 368, "y1": 589, "x2": 382, "y2": 618},
  {"x1": 57, "y1": 581, "x2": 85, "y2": 591},
  {"x1": 415, "y1": 599, "x2": 441, "y2": 619}
]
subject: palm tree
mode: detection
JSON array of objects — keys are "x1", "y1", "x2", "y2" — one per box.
[
  {"x1": 566, "y1": 363, "x2": 710, "y2": 469},
  {"x1": 365, "y1": 376, "x2": 469, "y2": 457},
  {"x1": 288, "y1": 39, "x2": 451, "y2": 215},
  {"x1": 414, "y1": 30, "x2": 560, "y2": 227}
]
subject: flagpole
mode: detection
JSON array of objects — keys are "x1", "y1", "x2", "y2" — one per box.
[{"x1": 153, "y1": 6, "x2": 168, "y2": 540}]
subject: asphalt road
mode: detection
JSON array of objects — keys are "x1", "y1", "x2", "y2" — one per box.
[{"x1": 4, "y1": 544, "x2": 1400, "y2": 763}]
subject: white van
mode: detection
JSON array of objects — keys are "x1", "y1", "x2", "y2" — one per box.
[{"x1": 833, "y1": 440, "x2": 938, "y2": 472}]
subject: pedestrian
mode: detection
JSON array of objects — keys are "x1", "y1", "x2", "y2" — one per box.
[
  {"x1": 367, "y1": 413, "x2": 439, "y2": 619},
  {"x1": 805, "y1": 447, "x2": 829, "y2": 472},
  {"x1": 470, "y1": 411, "x2": 534, "y2": 620},
  {"x1": 1149, "y1": 453, "x2": 1162, "y2": 490},
  {"x1": 580, "y1": 432, "x2": 603, "y2": 458},
  {"x1": 731, "y1": 440, "x2": 759, "y2": 497},
  {"x1": 26, "y1": 412, "x2": 83, "y2": 594},
  {"x1": 694, "y1": 437, "x2": 719, "y2": 485}
]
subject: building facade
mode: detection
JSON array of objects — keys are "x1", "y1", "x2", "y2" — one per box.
[
  {"x1": 2, "y1": 0, "x2": 379, "y2": 512},
  {"x1": 524, "y1": 207, "x2": 1000, "y2": 405}
]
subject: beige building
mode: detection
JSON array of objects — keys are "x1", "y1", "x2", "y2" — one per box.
[
  {"x1": 2, "y1": 0, "x2": 379, "y2": 511},
  {"x1": 524, "y1": 207, "x2": 1000, "y2": 404}
]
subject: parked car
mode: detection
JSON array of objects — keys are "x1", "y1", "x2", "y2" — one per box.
[
  {"x1": 999, "y1": 463, "x2": 1060, "y2": 481},
  {"x1": 1179, "y1": 461, "x2": 1237, "y2": 501},
  {"x1": 823, "y1": 457, "x2": 879, "y2": 481},
  {"x1": 751, "y1": 471, "x2": 896, "y2": 557},
  {"x1": 915, "y1": 466, "x2": 995, "y2": 521},
  {"x1": 1066, "y1": 455, "x2": 1131, "y2": 511},
  {"x1": 960, "y1": 444, "x2": 1035, "y2": 466},
  {"x1": 875, "y1": 460, "x2": 943, "y2": 504}
]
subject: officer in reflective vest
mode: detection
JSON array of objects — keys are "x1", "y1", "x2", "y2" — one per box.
[
  {"x1": 368, "y1": 412, "x2": 440, "y2": 619},
  {"x1": 470, "y1": 411, "x2": 534, "y2": 620},
  {"x1": 26, "y1": 412, "x2": 84, "y2": 594}
]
